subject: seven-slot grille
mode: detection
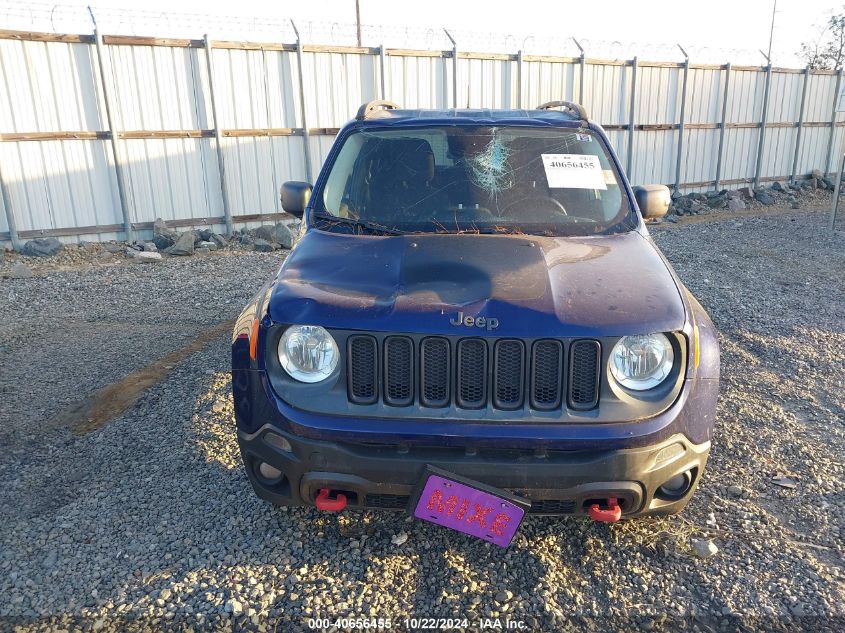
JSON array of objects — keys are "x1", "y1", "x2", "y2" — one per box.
[{"x1": 348, "y1": 335, "x2": 601, "y2": 411}]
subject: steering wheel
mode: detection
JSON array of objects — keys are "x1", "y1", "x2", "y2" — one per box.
[{"x1": 501, "y1": 195, "x2": 568, "y2": 218}]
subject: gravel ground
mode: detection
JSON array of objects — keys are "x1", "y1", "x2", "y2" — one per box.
[{"x1": 0, "y1": 207, "x2": 843, "y2": 631}]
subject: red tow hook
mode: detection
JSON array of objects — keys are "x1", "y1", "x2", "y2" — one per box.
[
  {"x1": 315, "y1": 488, "x2": 347, "y2": 512},
  {"x1": 588, "y1": 497, "x2": 622, "y2": 523}
]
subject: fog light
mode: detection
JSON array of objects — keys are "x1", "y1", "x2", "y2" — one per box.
[
  {"x1": 258, "y1": 462, "x2": 282, "y2": 481},
  {"x1": 658, "y1": 470, "x2": 692, "y2": 499}
]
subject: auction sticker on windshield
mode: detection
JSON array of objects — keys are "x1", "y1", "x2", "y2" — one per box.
[{"x1": 541, "y1": 153, "x2": 607, "y2": 190}]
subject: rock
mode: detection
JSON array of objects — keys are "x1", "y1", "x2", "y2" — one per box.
[
  {"x1": 771, "y1": 181, "x2": 786, "y2": 192},
  {"x1": 225, "y1": 599, "x2": 243, "y2": 616},
  {"x1": 689, "y1": 201, "x2": 711, "y2": 215},
  {"x1": 727, "y1": 198, "x2": 746, "y2": 212},
  {"x1": 195, "y1": 247, "x2": 210, "y2": 256},
  {"x1": 754, "y1": 190, "x2": 776, "y2": 206},
  {"x1": 273, "y1": 223, "x2": 294, "y2": 249},
  {"x1": 22, "y1": 238, "x2": 63, "y2": 257},
  {"x1": 102, "y1": 242, "x2": 124, "y2": 253},
  {"x1": 691, "y1": 538, "x2": 718, "y2": 559},
  {"x1": 822, "y1": 177, "x2": 836, "y2": 190},
  {"x1": 727, "y1": 485, "x2": 743, "y2": 498},
  {"x1": 809, "y1": 178, "x2": 819, "y2": 190},
  {"x1": 253, "y1": 225, "x2": 276, "y2": 243},
  {"x1": 153, "y1": 218, "x2": 178, "y2": 249},
  {"x1": 790, "y1": 197, "x2": 801, "y2": 209},
  {"x1": 140, "y1": 241, "x2": 157, "y2": 252},
  {"x1": 811, "y1": 168, "x2": 824, "y2": 181},
  {"x1": 160, "y1": 588, "x2": 172, "y2": 601},
  {"x1": 134, "y1": 251, "x2": 163, "y2": 263},
  {"x1": 198, "y1": 241, "x2": 218, "y2": 251},
  {"x1": 209, "y1": 234, "x2": 227, "y2": 248},
  {"x1": 726, "y1": 189, "x2": 743, "y2": 200},
  {"x1": 674, "y1": 196, "x2": 693, "y2": 211},
  {"x1": 9, "y1": 263, "x2": 34, "y2": 279},
  {"x1": 390, "y1": 532, "x2": 408, "y2": 546},
  {"x1": 252, "y1": 239, "x2": 274, "y2": 253},
  {"x1": 771, "y1": 474, "x2": 798, "y2": 489},
  {"x1": 790, "y1": 603, "x2": 807, "y2": 617},
  {"x1": 197, "y1": 229, "x2": 213, "y2": 242},
  {"x1": 688, "y1": 192, "x2": 707, "y2": 202},
  {"x1": 494, "y1": 590, "x2": 513, "y2": 603},
  {"x1": 164, "y1": 232, "x2": 195, "y2": 256},
  {"x1": 705, "y1": 193, "x2": 727, "y2": 208}
]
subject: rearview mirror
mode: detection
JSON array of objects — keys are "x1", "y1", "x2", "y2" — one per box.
[
  {"x1": 281, "y1": 181, "x2": 312, "y2": 218},
  {"x1": 633, "y1": 185, "x2": 671, "y2": 220}
]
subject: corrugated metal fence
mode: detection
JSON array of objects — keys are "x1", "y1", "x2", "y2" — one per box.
[{"x1": 1, "y1": 28, "x2": 843, "y2": 247}]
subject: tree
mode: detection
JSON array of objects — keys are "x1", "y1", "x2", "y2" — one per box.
[{"x1": 800, "y1": 9, "x2": 845, "y2": 69}]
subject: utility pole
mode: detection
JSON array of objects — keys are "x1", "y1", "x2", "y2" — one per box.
[
  {"x1": 767, "y1": 0, "x2": 777, "y2": 62},
  {"x1": 355, "y1": 0, "x2": 362, "y2": 47}
]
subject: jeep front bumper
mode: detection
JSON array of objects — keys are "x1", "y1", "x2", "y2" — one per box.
[{"x1": 237, "y1": 426, "x2": 710, "y2": 517}]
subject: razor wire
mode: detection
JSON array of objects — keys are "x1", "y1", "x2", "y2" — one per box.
[{"x1": 0, "y1": 0, "x2": 771, "y2": 65}]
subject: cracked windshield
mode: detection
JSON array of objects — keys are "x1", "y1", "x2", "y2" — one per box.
[{"x1": 316, "y1": 126, "x2": 631, "y2": 236}]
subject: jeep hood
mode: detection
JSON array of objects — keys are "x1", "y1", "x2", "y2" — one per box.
[{"x1": 268, "y1": 230, "x2": 686, "y2": 337}]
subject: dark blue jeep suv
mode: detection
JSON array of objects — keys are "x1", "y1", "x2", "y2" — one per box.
[{"x1": 231, "y1": 100, "x2": 719, "y2": 543}]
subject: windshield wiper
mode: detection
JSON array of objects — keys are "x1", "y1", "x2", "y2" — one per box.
[{"x1": 312, "y1": 213, "x2": 404, "y2": 235}]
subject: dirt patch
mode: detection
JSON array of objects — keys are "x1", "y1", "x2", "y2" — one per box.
[{"x1": 50, "y1": 320, "x2": 235, "y2": 435}]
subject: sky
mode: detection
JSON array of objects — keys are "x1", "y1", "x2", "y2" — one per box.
[{"x1": 1, "y1": 0, "x2": 843, "y2": 66}]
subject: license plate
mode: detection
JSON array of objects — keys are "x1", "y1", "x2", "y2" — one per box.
[{"x1": 411, "y1": 467, "x2": 529, "y2": 547}]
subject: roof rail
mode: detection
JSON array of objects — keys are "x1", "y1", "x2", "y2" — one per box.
[
  {"x1": 536, "y1": 100, "x2": 589, "y2": 120},
  {"x1": 356, "y1": 100, "x2": 401, "y2": 120}
]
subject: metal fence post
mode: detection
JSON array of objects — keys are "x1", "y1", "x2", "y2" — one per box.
[
  {"x1": 89, "y1": 10, "x2": 133, "y2": 242},
  {"x1": 825, "y1": 68, "x2": 843, "y2": 175},
  {"x1": 444, "y1": 29, "x2": 458, "y2": 108},
  {"x1": 830, "y1": 152, "x2": 845, "y2": 230},
  {"x1": 572, "y1": 38, "x2": 585, "y2": 104},
  {"x1": 203, "y1": 36, "x2": 233, "y2": 236},
  {"x1": 516, "y1": 49, "x2": 523, "y2": 109},
  {"x1": 0, "y1": 161, "x2": 21, "y2": 251},
  {"x1": 753, "y1": 58, "x2": 773, "y2": 190},
  {"x1": 673, "y1": 46, "x2": 689, "y2": 194},
  {"x1": 626, "y1": 57, "x2": 637, "y2": 177},
  {"x1": 291, "y1": 21, "x2": 314, "y2": 182},
  {"x1": 379, "y1": 45, "x2": 387, "y2": 99},
  {"x1": 790, "y1": 66, "x2": 810, "y2": 183},
  {"x1": 714, "y1": 62, "x2": 731, "y2": 191}
]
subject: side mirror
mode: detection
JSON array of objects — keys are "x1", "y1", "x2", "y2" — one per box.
[
  {"x1": 281, "y1": 181, "x2": 312, "y2": 218},
  {"x1": 633, "y1": 184, "x2": 671, "y2": 220}
]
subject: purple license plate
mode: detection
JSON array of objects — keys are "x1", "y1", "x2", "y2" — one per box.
[{"x1": 413, "y1": 474, "x2": 526, "y2": 547}]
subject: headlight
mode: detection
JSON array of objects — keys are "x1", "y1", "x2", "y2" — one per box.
[
  {"x1": 278, "y1": 325, "x2": 339, "y2": 383},
  {"x1": 609, "y1": 333, "x2": 674, "y2": 390}
]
